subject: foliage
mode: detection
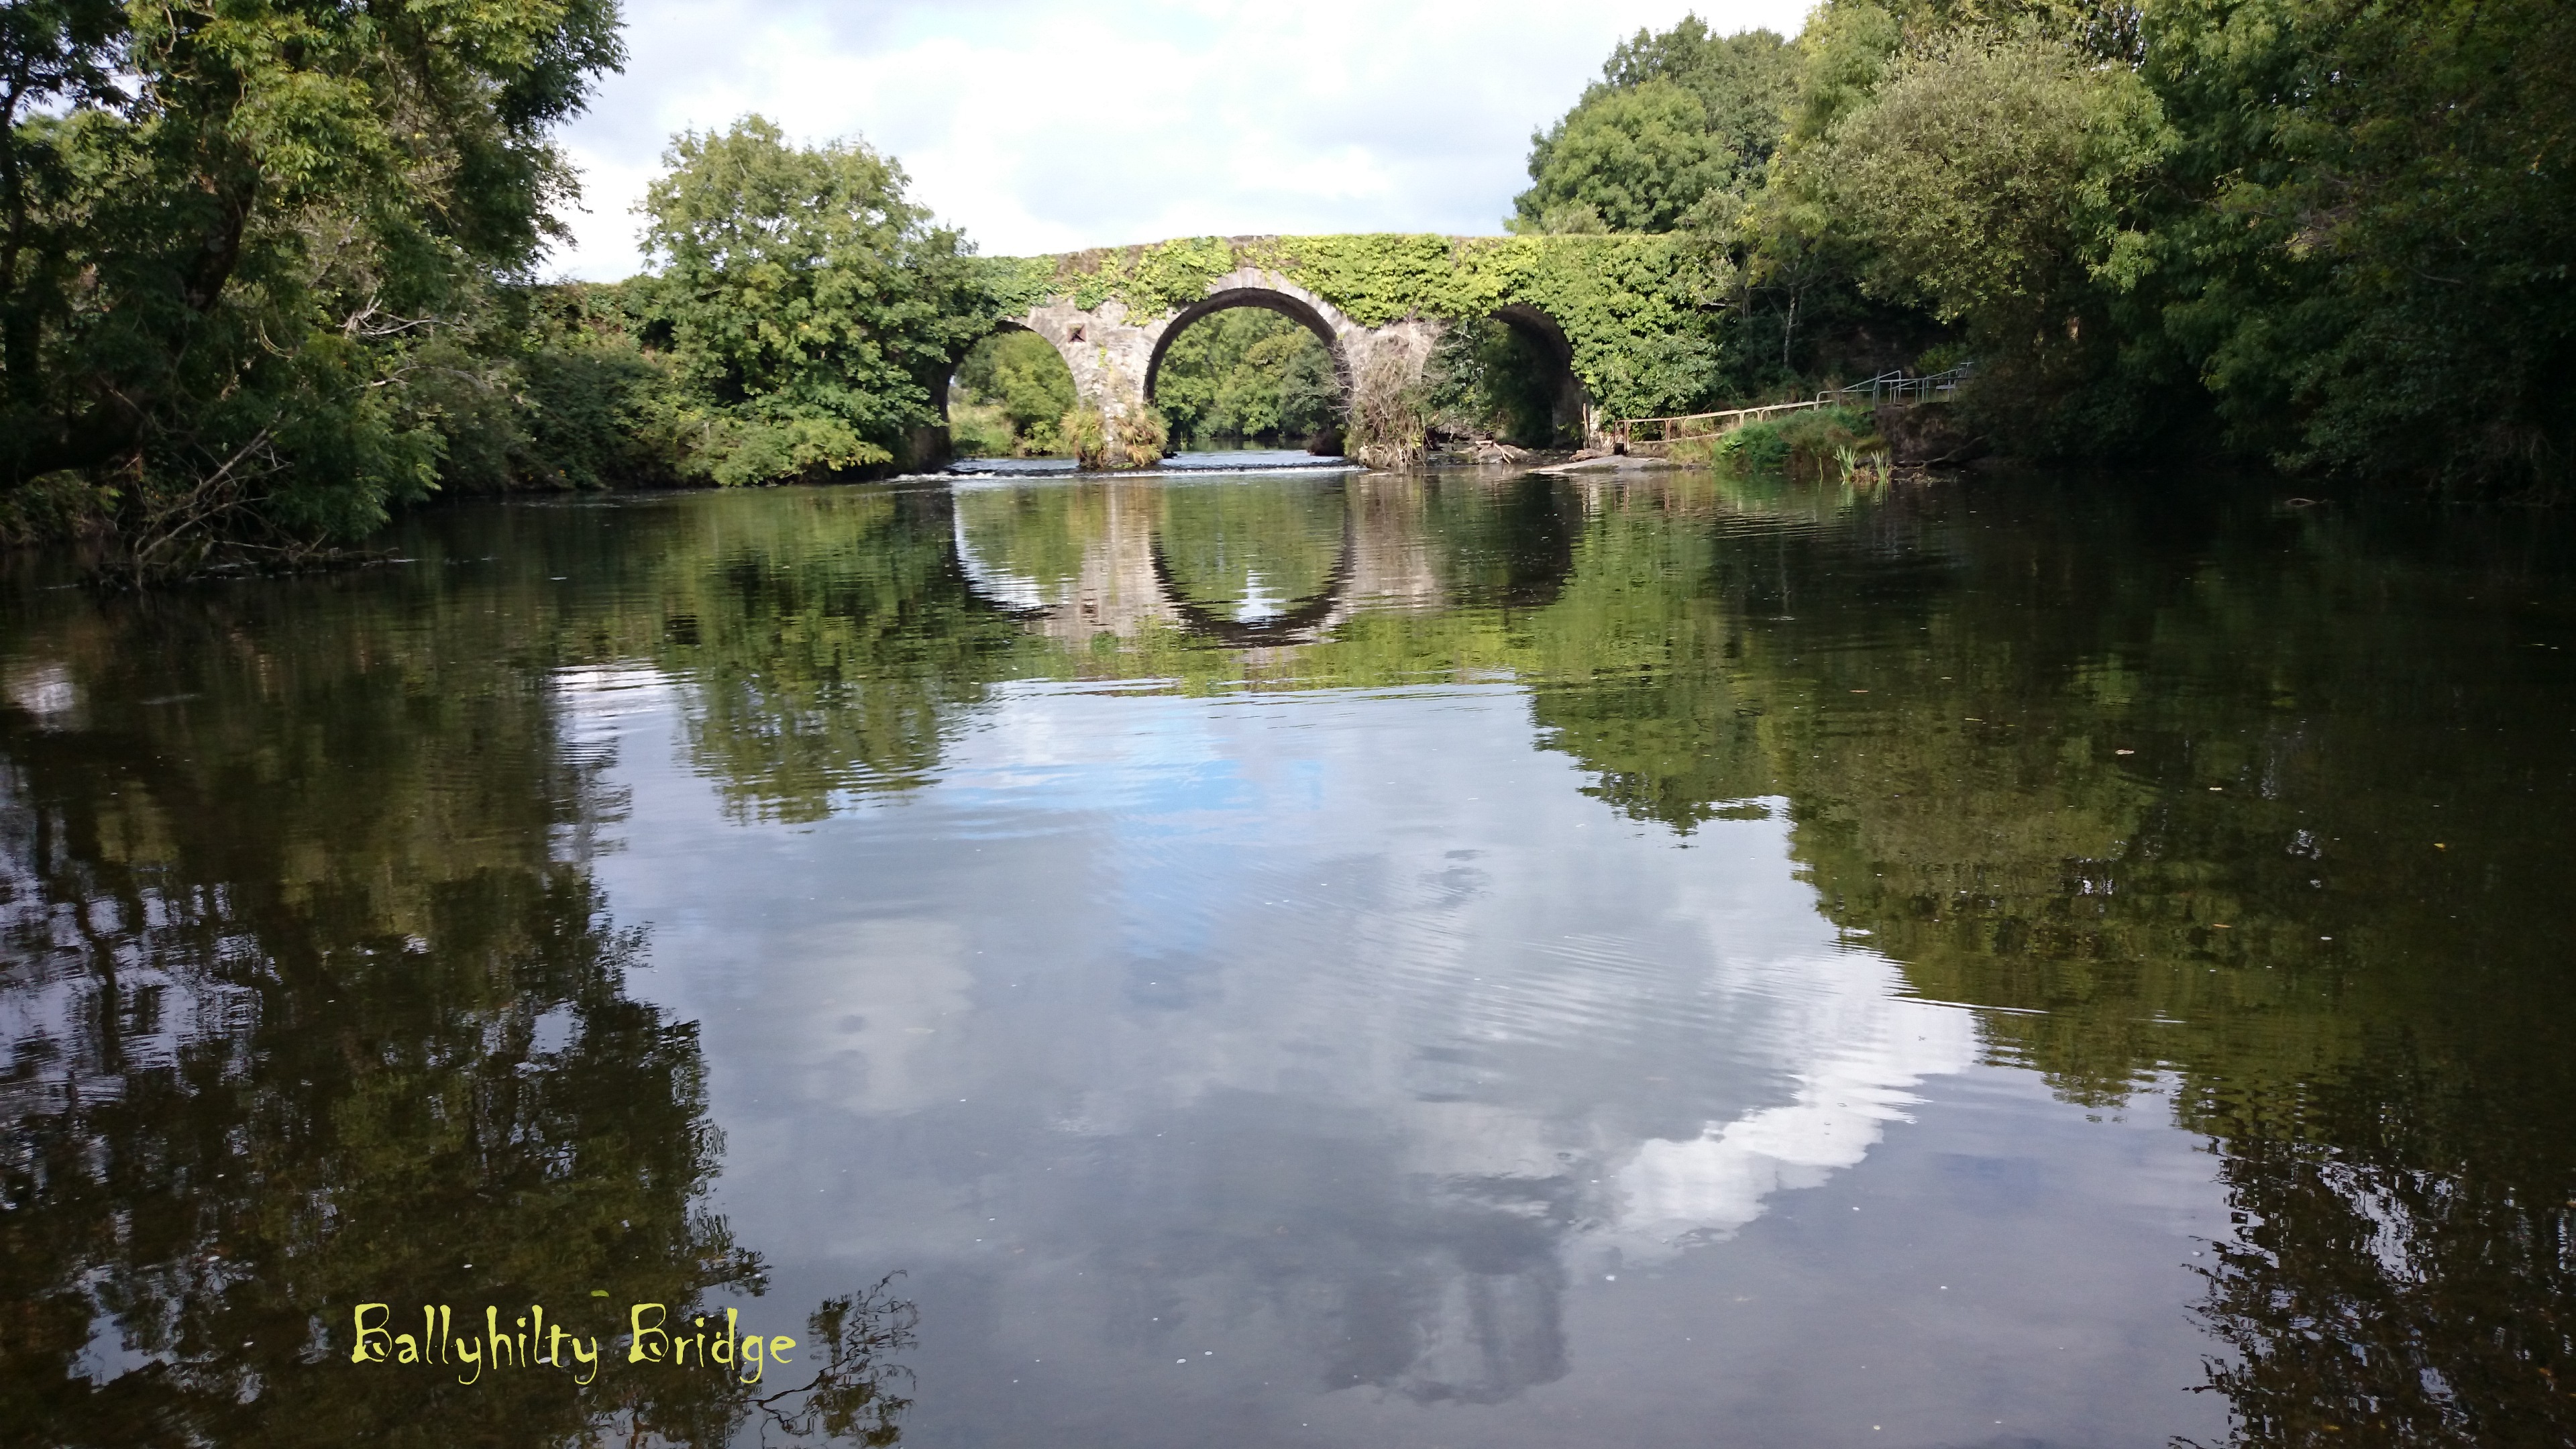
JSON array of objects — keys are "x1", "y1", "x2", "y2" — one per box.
[
  {"x1": 951, "y1": 329, "x2": 1077, "y2": 455},
  {"x1": 1713, "y1": 419, "x2": 1792, "y2": 471},
  {"x1": 947, "y1": 398, "x2": 1016, "y2": 458},
  {"x1": 1707, "y1": 404, "x2": 1880, "y2": 476},
  {"x1": 392, "y1": 282, "x2": 687, "y2": 494},
  {"x1": 1062, "y1": 233, "x2": 1237, "y2": 315},
  {"x1": 1513, "y1": 81, "x2": 1735, "y2": 235},
  {"x1": 1112, "y1": 406, "x2": 1171, "y2": 468},
  {"x1": 504, "y1": 288, "x2": 690, "y2": 490},
  {"x1": 1601, "y1": 15, "x2": 1803, "y2": 186},
  {"x1": 1513, "y1": 19, "x2": 1800, "y2": 234},
  {"x1": 1152, "y1": 307, "x2": 1339, "y2": 448},
  {"x1": 1060, "y1": 404, "x2": 1108, "y2": 468},
  {"x1": 639, "y1": 115, "x2": 1000, "y2": 486},
  {"x1": 1719, "y1": 0, "x2": 2576, "y2": 486},
  {"x1": 0, "y1": 0, "x2": 625, "y2": 578},
  {"x1": 1778, "y1": 0, "x2": 1903, "y2": 146},
  {"x1": 2143, "y1": 0, "x2": 2576, "y2": 493},
  {"x1": 1799, "y1": 29, "x2": 2172, "y2": 329}
]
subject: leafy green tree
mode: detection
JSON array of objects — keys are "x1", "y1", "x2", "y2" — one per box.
[
  {"x1": 1735, "y1": 0, "x2": 2575, "y2": 484},
  {"x1": 2143, "y1": 0, "x2": 2576, "y2": 493},
  {"x1": 639, "y1": 115, "x2": 1000, "y2": 486},
  {"x1": 1513, "y1": 18, "x2": 1799, "y2": 235},
  {"x1": 1513, "y1": 82, "x2": 1730, "y2": 235},
  {"x1": 1796, "y1": 28, "x2": 2172, "y2": 350},
  {"x1": 0, "y1": 0, "x2": 624, "y2": 576}
]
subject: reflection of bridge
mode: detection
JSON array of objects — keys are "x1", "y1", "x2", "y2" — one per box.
[{"x1": 952, "y1": 476, "x2": 1448, "y2": 651}]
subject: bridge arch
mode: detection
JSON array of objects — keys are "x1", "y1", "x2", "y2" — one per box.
[
  {"x1": 941, "y1": 320, "x2": 1084, "y2": 462},
  {"x1": 938, "y1": 317, "x2": 1033, "y2": 423},
  {"x1": 1140, "y1": 282, "x2": 1355, "y2": 413},
  {"x1": 1016, "y1": 266, "x2": 1424, "y2": 435},
  {"x1": 1462, "y1": 304, "x2": 1594, "y2": 449}
]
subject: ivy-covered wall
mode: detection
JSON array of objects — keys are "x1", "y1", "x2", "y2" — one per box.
[{"x1": 987, "y1": 235, "x2": 1732, "y2": 421}]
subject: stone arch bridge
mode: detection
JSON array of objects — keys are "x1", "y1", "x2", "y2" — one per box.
[{"x1": 936, "y1": 233, "x2": 1709, "y2": 460}]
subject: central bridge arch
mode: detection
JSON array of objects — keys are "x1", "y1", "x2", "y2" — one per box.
[
  {"x1": 1007, "y1": 265, "x2": 1430, "y2": 447},
  {"x1": 1140, "y1": 278, "x2": 1355, "y2": 415}
]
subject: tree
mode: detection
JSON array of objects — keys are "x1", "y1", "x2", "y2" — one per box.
[
  {"x1": 1739, "y1": 0, "x2": 2576, "y2": 484},
  {"x1": 638, "y1": 116, "x2": 998, "y2": 486},
  {"x1": 2145, "y1": 0, "x2": 2576, "y2": 492},
  {"x1": 1513, "y1": 18, "x2": 1799, "y2": 235},
  {"x1": 0, "y1": 0, "x2": 624, "y2": 577},
  {"x1": 1513, "y1": 81, "x2": 1731, "y2": 235},
  {"x1": 1797, "y1": 28, "x2": 2172, "y2": 334}
]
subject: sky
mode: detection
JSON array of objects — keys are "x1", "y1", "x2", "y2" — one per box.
[{"x1": 547, "y1": 0, "x2": 1820, "y2": 280}]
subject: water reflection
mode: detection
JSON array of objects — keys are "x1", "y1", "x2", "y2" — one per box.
[
  {"x1": 3, "y1": 469, "x2": 2572, "y2": 1446},
  {"x1": 951, "y1": 476, "x2": 1473, "y2": 651},
  {"x1": 0, "y1": 582, "x2": 911, "y2": 1446}
]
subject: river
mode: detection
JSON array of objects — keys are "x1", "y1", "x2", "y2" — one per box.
[{"x1": 5, "y1": 465, "x2": 2571, "y2": 1446}]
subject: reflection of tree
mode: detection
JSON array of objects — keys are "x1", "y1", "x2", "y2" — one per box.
[
  {"x1": 641, "y1": 488, "x2": 1033, "y2": 823},
  {"x1": 751, "y1": 1277, "x2": 918, "y2": 1447},
  {"x1": 584, "y1": 473, "x2": 2576, "y2": 1440},
  {"x1": 1508, "y1": 479, "x2": 2576, "y2": 1444},
  {"x1": 2185, "y1": 1130, "x2": 2576, "y2": 1448},
  {"x1": 605, "y1": 475, "x2": 2576, "y2": 1438},
  {"x1": 953, "y1": 485, "x2": 1116, "y2": 603},
  {"x1": 0, "y1": 585, "x2": 911, "y2": 1446},
  {"x1": 68, "y1": 474, "x2": 2551, "y2": 1440},
  {"x1": 1153, "y1": 478, "x2": 1348, "y2": 619}
]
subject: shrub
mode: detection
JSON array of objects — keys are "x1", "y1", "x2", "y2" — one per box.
[
  {"x1": 1348, "y1": 352, "x2": 1428, "y2": 468},
  {"x1": 1063, "y1": 403, "x2": 1169, "y2": 470},
  {"x1": 948, "y1": 400, "x2": 1018, "y2": 459},
  {"x1": 1715, "y1": 404, "x2": 1879, "y2": 476}
]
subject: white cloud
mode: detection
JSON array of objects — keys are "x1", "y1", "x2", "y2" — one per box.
[{"x1": 547, "y1": 0, "x2": 1818, "y2": 278}]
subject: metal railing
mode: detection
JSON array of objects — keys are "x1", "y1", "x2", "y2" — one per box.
[
  {"x1": 1610, "y1": 365, "x2": 1970, "y2": 451},
  {"x1": 1820, "y1": 365, "x2": 1971, "y2": 407}
]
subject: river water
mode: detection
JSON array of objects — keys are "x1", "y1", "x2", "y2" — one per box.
[{"x1": 5, "y1": 467, "x2": 2572, "y2": 1447}]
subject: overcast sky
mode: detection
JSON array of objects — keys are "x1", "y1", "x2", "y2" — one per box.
[{"x1": 547, "y1": 1, "x2": 1819, "y2": 279}]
